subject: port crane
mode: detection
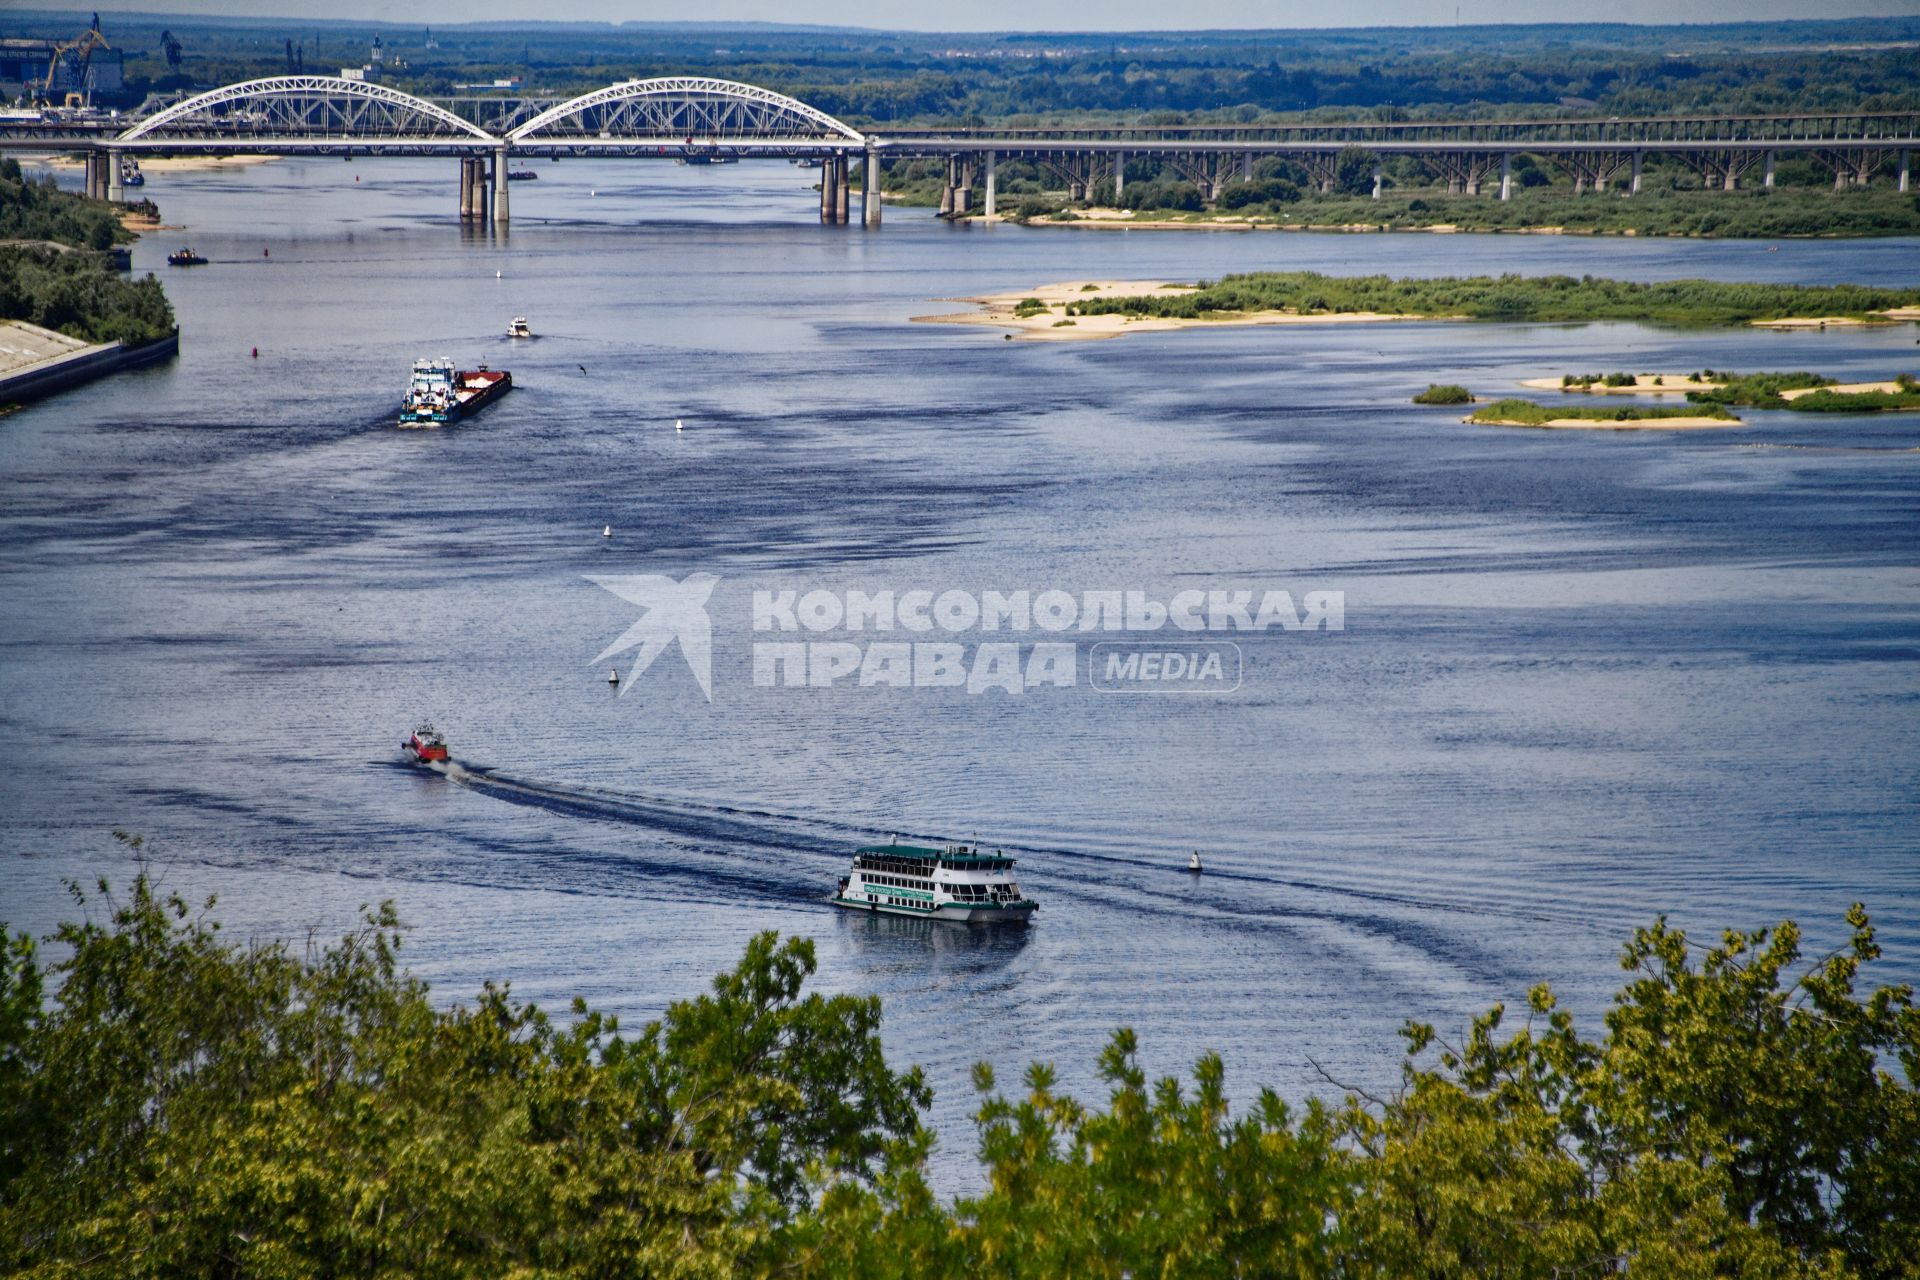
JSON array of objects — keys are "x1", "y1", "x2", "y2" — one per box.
[{"x1": 38, "y1": 15, "x2": 110, "y2": 110}]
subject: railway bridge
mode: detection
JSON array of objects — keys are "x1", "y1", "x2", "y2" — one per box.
[{"x1": 2, "y1": 74, "x2": 1915, "y2": 227}]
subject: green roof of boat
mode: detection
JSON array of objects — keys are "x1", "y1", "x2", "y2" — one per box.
[{"x1": 855, "y1": 843, "x2": 1013, "y2": 863}]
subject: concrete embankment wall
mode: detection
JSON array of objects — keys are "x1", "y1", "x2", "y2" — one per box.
[{"x1": 0, "y1": 330, "x2": 178, "y2": 406}]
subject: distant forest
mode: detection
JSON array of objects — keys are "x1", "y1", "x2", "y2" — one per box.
[{"x1": 9, "y1": 11, "x2": 1920, "y2": 125}]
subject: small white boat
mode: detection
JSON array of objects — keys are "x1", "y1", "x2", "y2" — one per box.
[
  {"x1": 507, "y1": 316, "x2": 532, "y2": 338},
  {"x1": 1188, "y1": 851, "x2": 1203, "y2": 873},
  {"x1": 607, "y1": 669, "x2": 619, "y2": 685},
  {"x1": 675, "y1": 418, "x2": 684, "y2": 432},
  {"x1": 602, "y1": 524, "x2": 612, "y2": 538}
]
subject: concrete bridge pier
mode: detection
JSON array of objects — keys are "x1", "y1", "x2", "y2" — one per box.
[
  {"x1": 458, "y1": 157, "x2": 473, "y2": 219},
  {"x1": 1764, "y1": 151, "x2": 1776, "y2": 188},
  {"x1": 471, "y1": 157, "x2": 490, "y2": 222},
  {"x1": 956, "y1": 159, "x2": 973, "y2": 214},
  {"x1": 1499, "y1": 153, "x2": 1512, "y2": 201},
  {"x1": 1724, "y1": 167, "x2": 1739, "y2": 191},
  {"x1": 1371, "y1": 163, "x2": 1383, "y2": 199},
  {"x1": 492, "y1": 148, "x2": 510, "y2": 226},
  {"x1": 834, "y1": 154, "x2": 851, "y2": 222},
  {"x1": 863, "y1": 149, "x2": 882, "y2": 225},
  {"x1": 821, "y1": 154, "x2": 840, "y2": 222},
  {"x1": 983, "y1": 150, "x2": 996, "y2": 218},
  {"x1": 1114, "y1": 151, "x2": 1125, "y2": 199},
  {"x1": 1899, "y1": 150, "x2": 1910, "y2": 193},
  {"x1": 82, "y1": 150, "x2": 107, "y2": 201},
  {"x1": 106, "y1": 148, "x2": 124, "y2": 203},
  {"x1": 1631, "y1": 151, "x2": 1643, "y2": 194}
]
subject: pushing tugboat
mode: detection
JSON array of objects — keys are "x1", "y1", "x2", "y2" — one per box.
[
  {"x1": 402, "y1": 724, "x2": 449, "y2": 764},
  {"x1": 166, "y1": 247, "x2": 207, "y2": 266},
  {"x1": 399, "y1": 357, "x2": 512, "y2": 427}
]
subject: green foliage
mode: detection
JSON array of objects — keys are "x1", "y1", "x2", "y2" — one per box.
[
  {"x1": 1470, "y1": 398, "x2": 1736, "y2": 423},
  {"x1": 0, "y1": 158, "x2": 132, "y2": 249},
  {"x1": 1413, "y1": 383, "x2": 1473, "y2": 404},
  {"x1": 0, "y1": 872, "x2": 927, "y2": 1278},
  {"x1": 1012, "y1": 298, "x2": 1049, "y2": 317},
  {"x1": 1689, "y1": 370, "x2": 1838, "y2": 407},
  {"x1": 0, "y1": 245, "x2": 176, "y2": 345},
  {"x1": 1783, "y1": 387, "x2": 1920, "y2": 413},
  {"x1": 4, "y1": 875, "x2": 1914, "y2": 1279},
  {"x1": 1072, "y1": 271, "x2": 1920, "y2": 327}
]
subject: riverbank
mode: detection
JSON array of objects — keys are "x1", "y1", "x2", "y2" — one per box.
[
  {"x1": 974, "y1": 186, "x2": 1920, "y2": 239},
  {"x1": 0, "y1": 319, "x2": 177, "y2": 408}
]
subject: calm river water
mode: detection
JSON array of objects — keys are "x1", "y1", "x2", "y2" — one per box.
[{"x1": 3, "y1": 158, "x2": 1917, "y2": 1189}]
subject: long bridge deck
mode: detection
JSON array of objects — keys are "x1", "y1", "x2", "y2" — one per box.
[{"x1": 1, "y1": 75, "x2": 1912, "y2": 226}]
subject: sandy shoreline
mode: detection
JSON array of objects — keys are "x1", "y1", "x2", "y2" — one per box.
[
  {"x1": 1470, "y1": 414, "x2": 1744, "y2": 430},
  {"x1": 1751, "y1": 309, "x2": 1920, "y2": 328},
  {"x1": 1519, "y1": 374, "x2": 1723, "y2": 394},
  {"x1": 43, "y1": 155, "x2": 277, "y2": 174},
  {"x1": 913, "y1": 279, "x2": 1439, "y2": 342}
]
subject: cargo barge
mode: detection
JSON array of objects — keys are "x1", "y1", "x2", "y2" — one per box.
[{"x1": 400, "y1": 357, "x2": 512, "y2": 427}]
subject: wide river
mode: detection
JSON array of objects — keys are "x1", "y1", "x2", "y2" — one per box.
[{"x1": 4, "y1": 158, "x2": 1917, "y2": 1189}]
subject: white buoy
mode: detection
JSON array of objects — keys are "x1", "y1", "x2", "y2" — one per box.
[
  {"x1": 602, "y1": 525, "x2": 612, "y2": 538},
  {"x1": 495, "y1": 269, "x2": 502, "y2": 278},
  {"x1": 1188, "y1": 851, "x2": 1203, "y2": 873},
  {"x1": 608, "y1": 669, "x2": 618, "y2": 685},
  {"x1": 675, "y1": 418, "x2": 684, "y2": 432}
]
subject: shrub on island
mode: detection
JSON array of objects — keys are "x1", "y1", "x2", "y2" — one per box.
[{"x1": 1413, "y1": 383, "x2": 1473, "y2": 404}]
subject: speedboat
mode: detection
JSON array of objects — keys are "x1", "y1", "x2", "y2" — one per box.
[
  {"x1": 506, "y1": 316, "x2": 532, "y2": 338},
  {"x1": 403, "y1": 724, "x2": 448, "y2": 763}
]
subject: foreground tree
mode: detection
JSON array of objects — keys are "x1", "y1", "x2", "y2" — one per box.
[{"x1": 2, "y1": 859, "x2": 1912, "y2": 1278}]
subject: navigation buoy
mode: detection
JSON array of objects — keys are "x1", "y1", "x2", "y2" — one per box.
[
  {"x1": 602, "y1": 525, "x2": 612, "y2": 538},
  {"x1": 262, "y1": 247, "x2": 269, "y2": 257},
  {"x1": 250, "y1": 347, "x2": 258, "y2": 358},
  {"x1": 1188, "y1": 851, "x2": 1203, "y2": 873},
  {"x1": 495, "y1": 269, "x2": 502, "y2": 279},
  {"x1": 607, "y1": 669, "x2": 619, "y2": 685}
]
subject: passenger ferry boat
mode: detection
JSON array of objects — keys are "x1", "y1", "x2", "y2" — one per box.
[
  {"x1": 402, "y1": 724, "x2": 448, "y2": 763},
  {"x1": 833, "y1": 841, "x2": 1037, "y2": 923},
  {"x1": 399, "y1": 358, "x2": 512, "y2": 427}
]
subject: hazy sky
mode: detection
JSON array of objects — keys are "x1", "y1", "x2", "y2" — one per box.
[{"x1": 81, "y1": 1, "x2": 1920, "y2": 30}]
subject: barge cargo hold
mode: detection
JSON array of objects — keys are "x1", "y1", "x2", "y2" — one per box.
[{"x1": 399, "y1": 357, "x2": 512, "y2": 427}]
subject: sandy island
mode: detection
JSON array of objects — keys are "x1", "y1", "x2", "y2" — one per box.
[
  {"x1": 1468, "y1": 414, "x2": 1744, "y2": 430},
  {"x1": 1779, "y1": 380, "x2": 1910, "y2": 399},
  {"x1": 1519, "y1": 374, "x2": 1723, "y2": 394},
  {"x1": 1751, "y1": 308, "x2": 1920, "y2": 328},
  {"x1": 913, "y1": 279, "x2": 1440, "y2": 342}
]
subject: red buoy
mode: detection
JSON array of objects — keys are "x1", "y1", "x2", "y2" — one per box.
[{"x1": 251, "y1": 347, "x2": 258, "y2": 358}]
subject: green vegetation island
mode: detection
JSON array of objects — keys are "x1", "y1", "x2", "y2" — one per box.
[
  {"x1": 928, "y1": 275, "x2": 1920, "y2": 343},
  {"x1": 1, "y1": 865, "x2": 1913, "y2": 1278},
  {"x1": 0, "y1": 158, "x2": 174, "y2": 347},
  {"x1": 1469, "y1": 399, "x2": 1741, "y2": 429}
]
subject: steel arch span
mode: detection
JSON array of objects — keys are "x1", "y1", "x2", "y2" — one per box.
[
  {"x1": 117, "y1": 76, "x2": 496, "y2": 145},
  {"x1": 508, "y1": 77, "x2": 864, "y2": 147}
]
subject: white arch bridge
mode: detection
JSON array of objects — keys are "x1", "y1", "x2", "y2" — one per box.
[
  {"x1": 73, "y1": 75, "x2": 883, "y2": 224},
  {"x1": 17, "y1": 73, "x2": 1919, "y2": 228}
]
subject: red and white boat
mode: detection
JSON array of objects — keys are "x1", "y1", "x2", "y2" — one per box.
[{"x1": 403, "y1": 724, "x2": 449, "y2": 763}]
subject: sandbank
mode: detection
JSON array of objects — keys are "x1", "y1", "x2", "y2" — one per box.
[
  {"x1": 1469, "y1": 414, "x2": 1744, "y2": 431},
  {"x1": 1778, "y1": 380, "x2": 1908, "y2": 399},
  {"x1": 1518, "y1": 374, "x2": 1722, "y2": 394},
  {"x1": 45, "y1": 155, "x2": 277, "y2": 174},
  {"x1": 913, "y1": 279, "x2": 1438, "y2": 342}
]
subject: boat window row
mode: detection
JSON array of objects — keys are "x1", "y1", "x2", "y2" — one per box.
[{"x1": 865, "y1": 872, "x2": 929, "y2": 889}]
